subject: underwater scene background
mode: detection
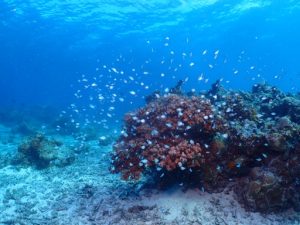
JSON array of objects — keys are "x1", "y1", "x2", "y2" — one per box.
[{"x1": 0, "y1": 0, "x2": 300, "y2": 224}]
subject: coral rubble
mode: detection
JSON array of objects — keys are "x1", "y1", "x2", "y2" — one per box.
[{"x1": 111, "y1": 81, "x2": 300, "y2": 212}]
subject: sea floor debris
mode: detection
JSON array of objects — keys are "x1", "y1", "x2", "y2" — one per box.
[{"x1": 0, "y1": 126, "x2": 299, "y2": 225}]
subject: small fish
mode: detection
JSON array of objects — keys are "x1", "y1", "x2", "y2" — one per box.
[
  {"x1": 214, "y1": 50, "x2": 219, "y2": 59},
  {"x1": 222, "y1": 133, "x2": 228, "y2": 139},
  {"x1": 160, "y1": 115, "x2": 166, "y2": 119},
  {"x1": 141, "y1": 159, "x2": 148, "y2": 164},
  {"x1": 166, "y1": 123, "x2": 172, "y2": 128},
  {"x1": 177, "y1": 121, "x2": 184, "y2": 127},
  {"x1": 111, "y1": 67, "x2": 119, "y2": 73},
  {"x1": 151, "y1": 129, "x2": 159, "y2": 136},
  {"x1": 129, "y1": 91, "x2": 136, "y2": 95},
  {"x1": 198, "y1": 74, "x2": 204, "y2": 81}
]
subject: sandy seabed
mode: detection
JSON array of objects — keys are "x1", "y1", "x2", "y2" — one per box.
[{"x1": 0, "y1": 124, "x2": 299, "y2": 225}]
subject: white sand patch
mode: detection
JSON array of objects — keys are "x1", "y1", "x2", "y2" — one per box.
[{"x1": 139, "y1": 187, "x2": 299, "y2": 225}]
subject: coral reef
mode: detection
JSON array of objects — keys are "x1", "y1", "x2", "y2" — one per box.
[
  {"x1": 112, "y1": 94, "x2": 224, "y2": 180},
  {"x1": 13, "y1": 133, "x2": 75, "y2": 169},
  {"x1": 111, "y1": 81, "x2": 300, "y2": 212}
]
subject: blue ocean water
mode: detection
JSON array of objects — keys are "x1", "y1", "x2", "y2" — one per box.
[{"x1": 1, "y1": 0, "x2": 300, "y2": 117}]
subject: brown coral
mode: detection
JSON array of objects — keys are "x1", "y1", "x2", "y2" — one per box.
[{"x1": 111, "y1": 94, "x2": 222, "y2": 180}]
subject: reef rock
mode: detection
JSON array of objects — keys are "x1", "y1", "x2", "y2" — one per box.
[
  {"x1": 237, "y1": 167, "x2": 291, "y2": 212},
  {"x1": 111, "y1": 81, "x2": 300, "y2": 212},
  {"x1": 13, "y1": 134, "x2": 75, "y2": 169}
]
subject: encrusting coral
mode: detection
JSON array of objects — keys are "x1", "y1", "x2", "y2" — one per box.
[{"x1": 111, "y1": 80, "x2": 300, "y2": 212}]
